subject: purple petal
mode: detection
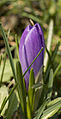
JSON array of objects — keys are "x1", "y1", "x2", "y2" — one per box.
[
  {"x1": 24, "y1": 23, "x2": 44, "y2": 76},
  {"x1": 19, "y1": 23, "x2": 44, "y2": 90}
]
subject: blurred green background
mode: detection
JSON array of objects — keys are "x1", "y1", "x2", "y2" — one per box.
[
  {"x1": 0, "y1": 0, "x2": 61, "y2": 86},
  {"x1": 0, "y1": 0, "x2": 61, "y2": 39}
]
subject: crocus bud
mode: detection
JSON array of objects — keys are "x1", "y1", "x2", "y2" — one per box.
[{"x1": 19, "y1": 23, "x2": 44, "y2": 90}]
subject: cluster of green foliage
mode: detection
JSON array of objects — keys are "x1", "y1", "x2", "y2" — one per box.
[{"x1": 0, "y1": 0, "x2": 61, "y2": 119}]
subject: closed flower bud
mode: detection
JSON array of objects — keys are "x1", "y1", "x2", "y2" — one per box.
[{"x1": 19, "y1": 23, "x2": 45, "y2": 89}]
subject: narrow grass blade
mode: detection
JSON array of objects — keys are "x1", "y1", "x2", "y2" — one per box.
[
  {"x1": 44, "y1": 41, "x2": 60, "y2": 83},
  {"x1": 47, "y1": 97, "x2": 61, "y2": 107},
  {"x1": 41, "y1": 99, "x2": 61, "y2": 119},
  {"x1": 0, "y1": 56, "x2": 2, "y2": 66},
  {"x1": 27, "y1": 97, "x2": 32, "y2": 119},
  {"x1": 0, "y1": 84, "x2": 17, "y2": 114},
  {"x1": 15, "y1": 34, "x2": 19, "y2": 59},
  {"x1": 52, "y1": 42, "x2": 60, "y2": 61},
  {"x1": 2, "y1": 45, "x2": 16, "y2": 59},
  {"x1": 44, "y1": 19, "x2": 53, "y2": 72},
  {"x1": 32, "y1": 82, "x2": 43, "y2": 89},
  {"x1": 34, "y1": 98, "x2": 49, "y2": 119},
  {"x1": 0, "y1": 54, "x2": 6, "y2": 83},
  {"x1": 23, "y1": 47, "x2": 43, "y2": 77},
  {"x1": 53, "y1": 62, "x2": 61, "y2": 79},
  {"x1": 44, "y1": 65, "x2": 51, "y2": 83},
  {"x1": 0, "y1": 23, "x2": 16, "y2": 81},
  {"x1": 47, "y1": 69, "x2": 53, "y2": 98},
  {"x1": 45, "y1": 46, "x2": 51, "y2": 62},
  {"x1": 0, "y1": 97, "x2": 6, "y2": 114},
  {"x1": 28, "y1": 68, "x2": 35, "y2": 112},
  {"x1": 16, "y1": 61, "x2": 27, "y2": 119}
]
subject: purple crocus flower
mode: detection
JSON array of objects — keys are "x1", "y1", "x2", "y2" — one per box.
[{"x1": 19, "y1": 23, "x2": 44, "y2": 90}]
